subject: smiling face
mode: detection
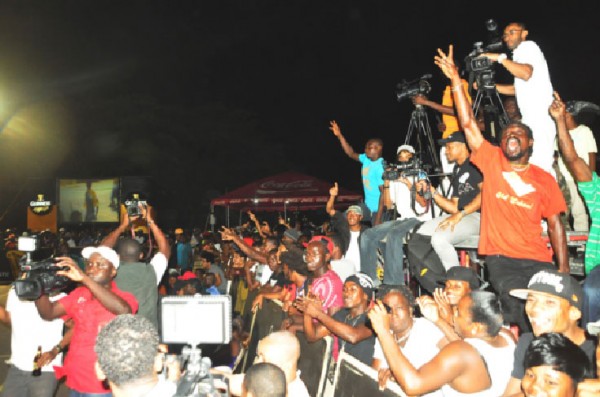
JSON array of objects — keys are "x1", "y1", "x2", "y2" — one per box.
[
  {"x1": 525, "y1": 292, "x2": 577, "y2": 336},
  {"x1": 522, "y1": 365, "x2": 576, "y2": 397},
  {"x1": 444, "y1": 280, "x2": 471, "y2": 306},
  {"x1": 85, "y1": 253, "x2": 116, "y2": 285},
  {"x1": 346, "y1": 210, "x2": 363, "y2": 227},
  {"x1": 501, "y1": 124, "x2": 533, "y2": 162}
]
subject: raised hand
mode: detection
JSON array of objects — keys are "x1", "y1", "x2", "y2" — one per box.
[
  {"x1": 329, "y1": 120, "x2": 342, "y2": 137},
  {"x1": 329, "y1": 182, "x2": 339, "y2": 197},
  {"x1": 434, "y1": 45, "x2": 459, "y2": 80},
  {"x1": 549, "y1": 91, "x2": 566, "y2": 121}
]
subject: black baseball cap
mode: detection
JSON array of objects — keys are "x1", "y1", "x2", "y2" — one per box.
[
  {"x1": 438, "y1": 131, "x2": 466, "y2": 145},
  {"x1": 443, "y1": 266, "x2": 481, "y2": 290},
  {"x1": 510, "y1": 270, "x2": 583, "y2": 310}
]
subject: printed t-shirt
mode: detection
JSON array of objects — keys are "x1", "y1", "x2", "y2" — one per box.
[
  {"x1": 578, "y1": 172, "x2": 600, "y2": 274},
  {"x1": 310, "y1": 269, "x2": 343, "y2": 312},
  {"x1": 471, "y1": 140, "x2": 566, "y2": 262}
]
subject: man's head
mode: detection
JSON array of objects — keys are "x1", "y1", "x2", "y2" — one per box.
[
  {"x1": 510, "y1": 270, "x2": 583, "y2": 336},
  {"x1": 443, "y1": 267, "x2": 480, "y2": 306},
  {"x1": 522, "y1": 333, "x2": 589, "y2": 397},
  {"x1": 304, "y1": 239, "x2": 331, "y2": 273},
  {"x1": 280, "y1": 250, "x2": 308, "y2": 282},
  {"x1": 453, "y1": 291, "x2": 503, "y2": 338},
  {"x1": 365, "y1": 138, "x2": 383, "y2": 161},
  {"x1": 328, "y1": 233, "x2": 344, "y2": 261},
  {"x1": 175, "y1": 271, "x2": 199, "y2": 296},
  {"x1": 115, "y1": 238, "x2": 143, "y2": 263},
  {"x1": 438, "y1": 132, "x2": 469, "y2": 163},
  {"x1": 203, "y1": 272, "x2": 216, "y2": 288},
  {"x1": 198, "y1": 251, "x2": 216, "y2": 270},
  {"x1": 81, "y1": 246, "x2": 120, "y2": 286},
  {"x1": 242, "y1": 363, "x2": 287, "y2": 397},
  {"x1": 281, "y1": 228, "x2": 301, "y2": 244},
  {"x1": 504, "y1": 97, "x2": 522, "y2": 122},
  {"x1": 342, "y1": 273, "x2": 374, "y2": 309},
  {"x1": 503, "y1": 22, "x2": 529, "y2": 51},
  {"x1": 95, "y1": 314, "x2": 159, "y2": 389},
  {"x1": 376, "y1": 285, "x2": 415, "y2": 335},
  {"x1": 397, "y1": 144, "x2": 415, "y2": 163},
  {"x1": 266, "y1": 249, "x2": 280, "y2": 272},
  {"x1": 345, "y1": 205, "x2": 363, "y2": 228},
  {"x1": 256, "y1": 331, "x2": 301, "y2": 382},
  {"x1": 501, "y1": 121, "x2": 534, "y2": 162}
]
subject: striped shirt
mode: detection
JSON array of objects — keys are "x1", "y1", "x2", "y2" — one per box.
[{"x1": 577, "y1": 172, "x2": 600, "y2": 274}]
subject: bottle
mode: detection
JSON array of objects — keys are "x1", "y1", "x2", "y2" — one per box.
[{"x1": 32, "y1": 345, "x2": 42, "y2": 376}]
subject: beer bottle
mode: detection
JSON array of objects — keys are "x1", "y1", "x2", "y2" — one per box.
[{"x1": 32, "y1": 345, "x2": 42, "y2": 376}]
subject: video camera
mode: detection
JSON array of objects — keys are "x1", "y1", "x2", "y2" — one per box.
[
  {"x1": 13, "y1": 236, "x2": 72, "y2": 300},
  {"x1": 396, "y1": 74, "x2": 432, "y2": 102},
  {"x1": 464, "y1": 19, "x2": 504, "y2": 90},
  {"x1": 382, "y1": 158, "x2": 429, "y2": 181},
  {"x1": 161, "y1": 295, "x2": 232, "y2": 397}
]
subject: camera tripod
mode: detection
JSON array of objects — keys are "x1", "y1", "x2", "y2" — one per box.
[
  {"x1": 404, "y1": 104, "x2": 441, "y2": 171},
  {"x1": 472, "y1": 84, "x2": 509, "y2": 142}
]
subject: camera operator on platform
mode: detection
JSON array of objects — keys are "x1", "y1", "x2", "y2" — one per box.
[
  {"x1": 412, "y1": 131, "x2": 482, "y2": 271},
  {"x1": 360, "y1": 144, "x2": 432, "y2": 286},
  {"x1": 435, "y1": 45, "x2": 568, "y2": 332},
  {"x1": 482, "y1": 22, "x2": 556, "y2": 174},
  {"x1": 35, "y1": 245, "x2": 138, "y2": 396}
]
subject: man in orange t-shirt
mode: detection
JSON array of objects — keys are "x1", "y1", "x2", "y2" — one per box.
[{"x1": 434, "y1": 45, "x2": 568, "y2": 332}]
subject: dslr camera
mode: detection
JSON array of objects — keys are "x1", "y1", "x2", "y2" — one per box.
[
  {"x1": 13, "y1": 236, "x2": 71, "y2": 300},
  {"x1": 396, "y1": 74, "x2": 432, "y2": 102}
]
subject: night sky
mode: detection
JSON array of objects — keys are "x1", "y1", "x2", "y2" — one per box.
[{"x1": 0, "y1": 1, "x2": 598, "y2": 227}]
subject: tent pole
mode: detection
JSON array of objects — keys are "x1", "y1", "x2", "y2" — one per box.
[{"x1": 227, "y1": 206, "x2": 230, "y2": 228}]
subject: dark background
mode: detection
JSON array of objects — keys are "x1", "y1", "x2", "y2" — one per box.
[{"x1": 0, "y1": 0, "x2": 598, "y2": 228}]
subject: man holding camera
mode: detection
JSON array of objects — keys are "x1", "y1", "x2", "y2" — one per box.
[
  {"x1": 412, "y1": 131, "x2": 482, "y2": 271},
  {"x1": 35, "y1": 246, "x2": 138, "y2": 396},
  {"x1": 483, "y1": 22, "x2": 555, "y2": 174},
  {"x1": 101, "y1": 204, "x2": 170, "y2": 329},
  {"x1": 360, "y1": 145, "x2": 432, "y2": 285}
]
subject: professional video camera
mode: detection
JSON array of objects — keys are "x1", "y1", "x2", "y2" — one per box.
[
  {"x1": 13, "y1": 236, "x2": 72, "y2": 300},
  {"x1": 382, "y1": 158, "x2": 429, "y2": 181},
  {"x1": 161, "y1": 295, "x2": 232, "y2": 397},
  {"x1": 464, "y1": 19, "x2": 504, "y2": 90},
  {"x1": 396, "y1": 74, "x2": 432, "y2": 102}
]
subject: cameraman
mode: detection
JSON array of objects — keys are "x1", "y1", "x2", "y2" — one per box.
[
  {"x1": 35, "y1": 247, "x2": 138, "y2": 396},
  {"x1": 482, "y1": 22, "x2": 555, "y2": 173},
  {"x1": 101, "y1": 204, "x2": 170, "y2": 329},
  {"x1": 360, "y1": 145, "x2": 432, "y2": 285},
  {"x1": 413, "y1": 131, "x2": 482, "y2": 271}
]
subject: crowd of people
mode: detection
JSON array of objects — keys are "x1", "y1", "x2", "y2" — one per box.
[{"x1": 1, "y1": 21, "x2": 600, "y2": 397}]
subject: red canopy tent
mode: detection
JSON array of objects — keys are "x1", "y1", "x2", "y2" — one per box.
[{"x1": 211, "y1": 172, "x2": 361, "y2": 212}]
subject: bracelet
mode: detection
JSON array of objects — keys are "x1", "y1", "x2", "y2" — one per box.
[
  {"x1": 53, "y1": 344, "x2": 63, "y2": 353},
  {"x1": 450, "y1": 84, "x2": 462, "y2": 92}
]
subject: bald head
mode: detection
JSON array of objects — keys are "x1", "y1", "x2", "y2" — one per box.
[
  {"x1": 256, "y1": 331, "x2": 300, "y2": 381},
  {"x1": 116, "y1": 238, "x2": 142, "y2": 263}
]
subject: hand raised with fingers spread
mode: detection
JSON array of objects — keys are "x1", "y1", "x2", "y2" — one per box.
[
  {"x1": 329, "y1": 120, "x2": 342, "y2": 137},
  {"x1": 434, "y1": 45, "x2": 459, "y2": 80}
]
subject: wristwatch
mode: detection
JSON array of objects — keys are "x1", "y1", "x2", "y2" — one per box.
[{"x1": 497, "y1": 53, "x2": 507, "y2": 65}]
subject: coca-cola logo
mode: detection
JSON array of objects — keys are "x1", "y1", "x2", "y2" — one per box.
[{"x1": 257, "y1": 179, "x2": 317, "y2": 194}]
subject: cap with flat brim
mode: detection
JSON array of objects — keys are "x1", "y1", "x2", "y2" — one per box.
[
  {"x1": 509, "y1": 270, "x2": 583, "y2": 310},
  {"x1": 438, "y1": 131, "x2": 466, "y2": 145},
  {"x1": 81, "y1": 246, "x2": 120, "y2": 269}
]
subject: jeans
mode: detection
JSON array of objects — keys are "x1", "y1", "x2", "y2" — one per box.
[
  {"x1": 582, "y1": 265, "x2": 600, "y2": 327},
  {"x1": 360, "y1": 218, "x2": 420, "y2": 285},
  {"x1": 486, "y1": 255, "x2": 554, "y2": 331},
  {"x1": 417, "y1": 212, "x2": 481, "y2": 270},
  {"x1": 69, "y1": 391, "x2": 112, "y2": 397},
  {"x1": 0, "y1": 366, "x2": 57, "y2": 397}
]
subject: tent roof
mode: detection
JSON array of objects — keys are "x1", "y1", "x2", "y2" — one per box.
[{"x1": 211, "y1": 172, "x2": 362, "y2": 211}]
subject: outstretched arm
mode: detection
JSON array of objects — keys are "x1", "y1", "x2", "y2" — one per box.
[
  {"x1": 330, "y1": 121, "x2": 360, "y2": 161},
  {"x1": 484, "y1": 53, "x2": 533, "y2": 81},
  {"x1": 547, "y1": 213, "x2": 569, "y2": 274},
  {"x1": 326, "y1": 183, "x2": 338, "y2": 217},
  {"x1": 550, "y1": 92, "x2": 592, "y2": 182},
  {"x1": 435, "y1": 46, "x2": 484, "y2": 153},
  {"x1": 413, "y1": 94, "x2": 456, "y2": 115}
]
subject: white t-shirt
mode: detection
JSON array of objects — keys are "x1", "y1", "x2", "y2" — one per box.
[
  {"x1": 6, "y1": 288, "x2": 65, "y2": 372},
  {"x1": 512, "y1": 40, "x2": 553, "y2": 119},
  {"x1": 389, "y1": 180, "x2": 432, "y2": 222},
  {"x1": 557, "y1": 124, "x2": 597, "y2": 181},
  {"x1": 344, "y1": 230, "x2": 361, "y2": 272},
  {"x1": 288, "y1": 371, "x2": 310, "y2": 397},
  {"x1": 151, "y1": 252, "x2": 168, "y2": 285},
  {"x1": 373, "y1": 317, "x2": 445, "y2": 397},
  {"x1": 330, "y1": 258, "x2": 357, "y2": 283},
  {"x1": 251, "y1": 262, "x2": 273, "y2": 286}
]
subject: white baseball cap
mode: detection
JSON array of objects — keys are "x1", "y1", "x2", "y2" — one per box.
[
  {"x1": 81, "y1": 246, "x2": 120, "y2": 269},
  {"x1": 397, "y1": 144, "x2": 415, "y2": 154}
]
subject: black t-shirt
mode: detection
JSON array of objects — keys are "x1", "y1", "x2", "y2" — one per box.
[
  {"x1": 511, "y1": 332, "x2": 597, "y2": 379},
  {"x1": 451, "y1": 157, "x2": 483, "y2": 210},
  {"x1": 267, "y1": 270, "x2": 287, "y2": 288},
  {"x1": 332, "y1": 309, "x2": 375, "y2": 365}
]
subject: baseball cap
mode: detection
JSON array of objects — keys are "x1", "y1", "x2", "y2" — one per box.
[
  {"x1": 283, "y1": 229, "x2": 301, "y2": 242},
  {"x1": 438, "y1": 131, "x2": 466, "y2": 145},
  {"x1": 175, "y1": 228, "x2": 184, "y2": 235},
  {"x1": 443, "y1": 266, "x2": 481, "y2": 290},
  {"x1": 510, "y1": 270, "x2": 583, "y2": 310},
  {"x1": 345, "y1": 205, "x2": 363, "y2": 216},
  {"x1": 397, "y1": 144, "x2": 415, "y2": 154},
  {"x1": 345, "y1": 273, "x2": 375, "y2": 299},
  {"x1": 81, "y1": 246, "x2": 120, "y2": 269},
  {"x1": 309, "y1": 236, "x2": 334, "y2": 255}
]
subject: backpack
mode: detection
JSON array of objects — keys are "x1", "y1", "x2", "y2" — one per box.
[{"x1": 405, "y1": 228, "x2": 447, "y2": 293}]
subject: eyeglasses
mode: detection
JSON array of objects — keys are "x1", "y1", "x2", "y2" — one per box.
[{"x1": 502, "y1": 29, "x2": 523, "y2": 38}]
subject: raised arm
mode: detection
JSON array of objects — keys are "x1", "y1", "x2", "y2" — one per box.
[
  {"x1": 547, "y1": 213, "x2": 569, "y2": 274},
  {"x1": 220, "y1": 227, "x2": 268, "y2": 264},
  {"x1": 413, "y1": 94, "x2": 456, "y2": 115},
  {"x1": 101, "y1": 211, "x2": 131, "y2": 248},
  {"x1": 435, "y1": 46, "x2": 484, "y2": 152},
  {"x1": 326, "y1": 183, "x2": 338, "y2": 217},
  {"x1": 550, "y1": 92, "x2": 593, "y2": 182},
  {"x1": 330, "y1": 121, "x2": 360, "y2": 161}
]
